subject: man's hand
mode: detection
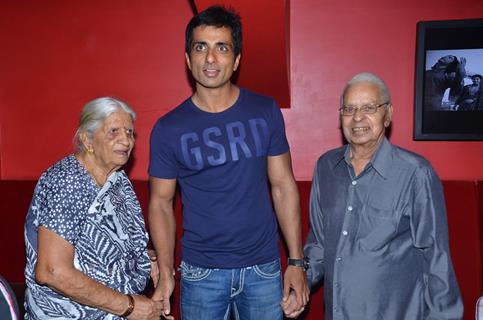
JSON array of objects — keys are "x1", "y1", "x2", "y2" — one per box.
[
  {"x1": 281, "y1": 265, "x2": 309, "y2": 317},
  {"x1": 152, "y1": 267, "x2": 175, "y2": 320},
  {"x1": 148, "y1": 249, "x2": 159, "y2": 288},
  {"x1": 281, "y1": 291, "x2": 306, "y2": 318}
]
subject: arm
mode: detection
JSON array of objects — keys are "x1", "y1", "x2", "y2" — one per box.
[
  {"x1": 304, "y1": 162, "x2": 325, "y2": 288},
  {"x1": 267, "y1": 152, "x2": 309, "y2": 314},
  {"x1": 35, "y1": 226, "x2": 163, "y2": 319},
  {"x1": 410, "y1": 167, "x2": 463, "y2": 320},
  {"x1": 148, "y1": 177, "x2": 177, "y2": 320}
]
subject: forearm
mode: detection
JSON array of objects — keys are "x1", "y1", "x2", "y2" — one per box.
[
  {"x1": 36, "y1": 264, "x2": 129, "y2": 316},
  {"x1": 272, "y1": 179, "x2": 303, "y2": 259},
  {"x1": 149, "y1": 200, "x2": 176, "y2": 274}
]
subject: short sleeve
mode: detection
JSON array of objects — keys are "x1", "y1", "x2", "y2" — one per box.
[
  {"x1": 35, "y1": 169, "x2": 93, "y2": 245},
  {"x1": 149, "y1": 119, "x2": 179, "y2": 179},
  {"x1": 267, "y1": 100, "x2": 289, "y2": 156}
]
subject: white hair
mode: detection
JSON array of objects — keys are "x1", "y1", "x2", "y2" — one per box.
[
  {"x1": 74, "y1": 97, "x2": 136, "y2": 152},
  {"x1": 340, "y1": 72, "x2": 391, "y2": 107}
]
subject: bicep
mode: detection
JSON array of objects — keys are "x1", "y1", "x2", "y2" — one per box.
[
  {"x1": 149, "y1": 177, "x2": 177, "y2": 202},
  {"x1": 267, "y1": 152, "x2": 295, "y2": 187}
]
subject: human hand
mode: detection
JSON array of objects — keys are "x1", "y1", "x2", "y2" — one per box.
[
  {"x1": 151, "y1": 267, "x2": 175, "y2": 320},
  {"x1": 127, "y1": 295, "x2": 164, "y2": 320},
  {"x1": 282, "y1": 266, "x2": 309, "y2": 315},
  {"x1": 147, "y1": 249, "x2": 159, "y2": 288},
  {"x1": 281, "y1": 291, "x2": 306, "y2": 318}
]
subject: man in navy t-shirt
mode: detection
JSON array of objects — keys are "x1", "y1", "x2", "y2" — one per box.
[{"x1": 148, "y1": 5, "x2": 309, "y2": 320}]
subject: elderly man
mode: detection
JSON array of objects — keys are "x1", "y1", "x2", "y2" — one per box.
[{"x1": 301, "y1": 72, "x2": 463, "y2": 319}]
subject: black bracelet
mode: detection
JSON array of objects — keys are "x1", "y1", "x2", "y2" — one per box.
[{"x1": 120, "y1": 294, "x2": 135, "y2": 318}]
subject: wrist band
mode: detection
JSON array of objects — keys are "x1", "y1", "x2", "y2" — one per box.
[{"x1": 120, "y1": 294, "x2": 135, "y2": 318}]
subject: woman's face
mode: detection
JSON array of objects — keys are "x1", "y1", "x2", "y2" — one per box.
[{"x1": 89, "y1": 110, "x2": 135, "y2": 172}]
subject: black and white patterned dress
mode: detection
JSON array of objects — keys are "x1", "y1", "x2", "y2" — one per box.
[{"x1": 24, "y1": 155, "x2": 150, "y2": 319}]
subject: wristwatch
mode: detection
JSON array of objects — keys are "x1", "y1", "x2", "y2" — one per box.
[{"x1": 288, "y1": 257, "x2": 309, "y2": 271}]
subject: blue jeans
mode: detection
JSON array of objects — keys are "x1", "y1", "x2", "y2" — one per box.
[{"x1": 179, "y1": 259, "x2": 283, "y2": 320}]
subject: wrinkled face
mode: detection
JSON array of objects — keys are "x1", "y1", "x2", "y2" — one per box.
[
  {"x1": 87, "y1": 110, "x2": 135, "y2": 172},
  {"x1": 185, "y1": 25, "x2": 241, "y2": 90},
  {"x1": 341, "y1": 82, "x2": 392, "y2": 150}
]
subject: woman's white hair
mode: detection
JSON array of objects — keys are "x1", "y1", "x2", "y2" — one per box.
[
  {"x1": 74, "y1": 97, "x2": 136, "y2": 152},
  {"x1": 340, "y1": 72, "x2": 391, "y2": 107}
]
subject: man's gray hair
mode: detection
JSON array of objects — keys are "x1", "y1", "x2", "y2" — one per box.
[
  {"x1": 74, "y1": 97, "x2": 136, "y2": 152},
  {"x1": 340, "y1": 72, "x2": 391, "y2": 107}
]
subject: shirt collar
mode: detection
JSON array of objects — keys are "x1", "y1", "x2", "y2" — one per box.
[
  {"x1": 370, "y1": 137, "x2": 392, "y2": 179},
  {"x1": 334, "y1": 137, "x2": 392, "y2": 179}
]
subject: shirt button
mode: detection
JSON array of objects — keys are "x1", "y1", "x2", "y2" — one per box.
[
  {"x1": 351, "y1": 180, "x2": 357, "y2": 185},
  {"x1": 342, "y1": 230, "x2": 348, "y2": 236},
  {"x1": 336, "y1": 257, "x2": 342, "y2": 262},
  {"x1": 347, "y1": 206, "x2": 353, "y2": 211},
  {"x1": 334, "y1": 307, "x2": 339, "y2": 312},
  {"x1": 334, "y1": 282, "x2": 340, "y2": 288}
]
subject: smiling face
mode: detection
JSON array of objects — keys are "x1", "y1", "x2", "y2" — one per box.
[
  {"x1": 85, "y1": 110, "x2": 135, "y2": 173},
  {"x1": 185, "y1": 25, "x2": 241, "y2": 91},
  {"x1": 341, "y1": 81, "x2": 392, "y2": 152}
]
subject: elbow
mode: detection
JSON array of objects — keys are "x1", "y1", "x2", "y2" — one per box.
[{"x1": 34, "y1": 263, "x2": 66, "y2": 287}]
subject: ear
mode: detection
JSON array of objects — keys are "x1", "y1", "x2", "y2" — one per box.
[
  {"x1": 185, "y1": 52, "x2": 192, "y2": 71},
  {"x1": 384, "y1": 104, "x2": 393, "y2": 127},
  {"x1": 80, "y1": 132, "x2": 93, "y2": 152},
  {"x1": 233, "y1": 53, "x2": 241, "y2": 72}
]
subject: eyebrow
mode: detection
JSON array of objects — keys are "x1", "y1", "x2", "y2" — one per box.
[{"x1": 191, "y1": 41, "x2": 232, "y2": 47}]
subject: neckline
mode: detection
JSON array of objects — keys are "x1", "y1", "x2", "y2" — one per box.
[{"x1": 188, "y1": 88, "x2": 244, "y2": 116}]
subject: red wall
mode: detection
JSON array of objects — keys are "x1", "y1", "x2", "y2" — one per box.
[{"x1": 1, "y1": 0, "x2": 483, "y2": 181}]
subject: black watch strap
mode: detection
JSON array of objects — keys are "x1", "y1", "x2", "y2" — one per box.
[{"x1": 288, "y1": 257, "x2": 309, "y2": 271}]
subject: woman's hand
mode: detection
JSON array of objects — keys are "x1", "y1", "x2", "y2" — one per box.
[{"x1": 127, "y1": 295, "x2": 164, "y2": 320}]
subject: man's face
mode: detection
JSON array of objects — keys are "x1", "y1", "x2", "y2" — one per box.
[
  {"x1": 472, "y1": 77, "x2": 481, "y2": 86},
  {"x1": 341, "y1": 82, "x2": 392, "y2": 150},
  {"x1": 185, "y1": 25, "x2": 241, "y2": 90}
]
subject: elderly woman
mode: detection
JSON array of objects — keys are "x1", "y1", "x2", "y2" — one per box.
[{"x1": 24, "y1": 97, "x2": 163, "y2": 319}]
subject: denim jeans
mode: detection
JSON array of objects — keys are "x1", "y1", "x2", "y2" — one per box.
[{"x1": 179, "y1": 259, "x2": 283, "y2": 320}]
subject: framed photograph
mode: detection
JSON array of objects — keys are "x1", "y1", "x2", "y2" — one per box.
[{"x1": 414, "y1": 18, "x2": 483, "y2": 140}]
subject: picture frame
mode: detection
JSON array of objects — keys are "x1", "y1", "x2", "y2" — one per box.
[{"x1": 414, "y1": 18, "x2": 483, "y2": 140}]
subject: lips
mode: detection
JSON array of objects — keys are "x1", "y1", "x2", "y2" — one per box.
[
  {"x1": 203, "y1": 68, "x2": 219, "y2": 78},
  {"x1": 352, "y1": 127, "x2": 369, "y2": 133},
  {"x1": 114, "y1": 150, "x2": 129, "y2": 157}
]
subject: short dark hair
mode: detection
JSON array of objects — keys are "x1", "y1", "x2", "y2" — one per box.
[
  {"x1": 185, "y1": 5, "x2": 242, "y2": 57},
  {"x1": 471, "y1": 74, "x2": 482, "y2": 80}
]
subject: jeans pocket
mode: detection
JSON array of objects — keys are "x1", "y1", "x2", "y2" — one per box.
[
  {"x1": 179, "y1": 261, "x2": 212, "y2": 281},
  {"x1": 253, "y1": 259, "x2": 281, "y2": 279}
]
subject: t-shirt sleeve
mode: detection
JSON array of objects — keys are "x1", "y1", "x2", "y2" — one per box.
[
  {"x1": 268, "y1": 100, "x2": 290, "y2": 156},
  {"x1": 35, "y1": 172, "x2": 86, "y2": 245},
  {"x1": 149, "y1": 119, "x2": 179, "y2": 179}
]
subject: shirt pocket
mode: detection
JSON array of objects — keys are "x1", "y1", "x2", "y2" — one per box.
[{"x1": 357, "y1": 201, "x2": 398, "y2": 251}]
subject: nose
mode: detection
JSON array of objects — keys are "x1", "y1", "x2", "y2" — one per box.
[
  {"x1": 206, "y1": 47, "x2": 216, "y2": 64},
  {"x1": 117, "y1": 129, "x2": 133, "y2": 146},
  {"x1": 352, "y1": 107, "x2": 365, "y2": 121}
]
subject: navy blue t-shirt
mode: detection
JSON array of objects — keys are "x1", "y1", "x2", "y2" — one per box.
[{"x1": 149, "y1": 88, "x2": 289, "y2": 268}]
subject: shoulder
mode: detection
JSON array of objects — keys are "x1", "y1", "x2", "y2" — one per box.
[
  {"x1": 241, "y1": 88, "x2": 276, "y2": 106},
  {"x1": 390, "y1": 145, "x2": 433, "y2": 172},
  {"x1": 152, "y1": 98, "x2": 193, "y2": 130},
  {"x1": 38, "y1": 155, "x2": 87, "y2": 191},
  {"x1": 316, "y1": 145, "x2": 346, "y2": 168}
]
